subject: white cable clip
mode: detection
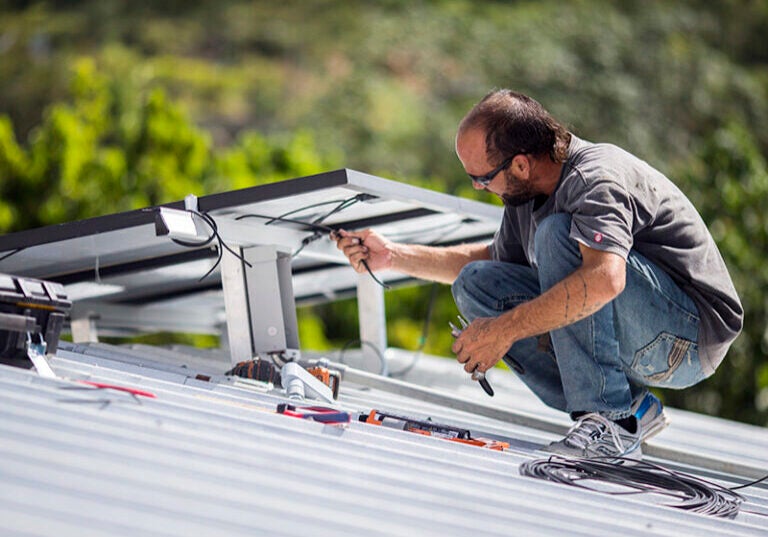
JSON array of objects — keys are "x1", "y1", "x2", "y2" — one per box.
[
  {"x1": 281, "y1": 362, "x2": 334, "y2": 404},
  {"x1": 26, "y1": 333, "x2": 56, "y2": 379}
]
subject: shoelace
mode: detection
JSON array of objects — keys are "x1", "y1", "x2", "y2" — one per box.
[{"x1": 563, "y1": 413, "x2": 626, "y2": 454}]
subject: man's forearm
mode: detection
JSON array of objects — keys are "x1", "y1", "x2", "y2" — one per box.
[{"x1": 390, "y1": 242, "x2": 490, "y2": 284}]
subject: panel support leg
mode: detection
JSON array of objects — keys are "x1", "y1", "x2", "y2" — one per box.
[
  {"x1": 221, "y1": 245, "x2": 300, "y2": 366},
  {"x1": 71, "y1": 315, "x2": 99, "y2": 343},
  {"x1": 357, "y1": 273, "x2": 388, "y2": 375}
]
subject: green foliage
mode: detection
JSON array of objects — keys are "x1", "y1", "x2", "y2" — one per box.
[
  {"x1": 0, "y1": 56, "x2": 342, "y2": 232},
  {"x1": 666, "y1": 122, "x2": 768, "y2": 424}
]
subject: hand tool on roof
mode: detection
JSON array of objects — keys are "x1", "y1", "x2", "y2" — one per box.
[
  {"x1": 449, "y1": 315, "x2": 495, "y2": 397},
  {"x1": 360, "y1": 409, "x2": 508, "y2": 451},
  {"x1": 277, "y1": 403, "x2": 351, "y2": 424}
]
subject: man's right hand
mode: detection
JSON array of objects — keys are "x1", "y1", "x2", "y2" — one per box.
[{"x1": 331, "y1": 229, "x2": 393, "y2": 273}]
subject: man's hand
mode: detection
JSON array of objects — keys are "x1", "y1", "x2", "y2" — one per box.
[
  {"x1": 331, "y1": 229, "x2": 393, "y2": 273},
  {"x1": 451, "y1": 317, "x2": 510, "y2": 374}
]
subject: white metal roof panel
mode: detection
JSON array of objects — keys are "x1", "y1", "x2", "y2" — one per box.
[{"x1": 1, "y1": 343, "x2": 766, "y2": 537}]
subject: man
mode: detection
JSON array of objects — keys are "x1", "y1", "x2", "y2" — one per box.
[{"x1": 333, "y1": 89, "x2": 743, "y2": 459}]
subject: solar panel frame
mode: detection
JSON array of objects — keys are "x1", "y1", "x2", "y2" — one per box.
[{"x1": 0, "y1": 169, "x2": 503, "y2": 341}]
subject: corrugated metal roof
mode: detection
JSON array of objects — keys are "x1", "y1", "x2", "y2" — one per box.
[{"x1": 2, "y1": 342, "x2": 766, "y2": 536}]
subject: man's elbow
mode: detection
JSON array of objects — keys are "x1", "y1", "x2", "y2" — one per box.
[{"x1": 604, "y1": 265, "x2": 626, "y2": 299}]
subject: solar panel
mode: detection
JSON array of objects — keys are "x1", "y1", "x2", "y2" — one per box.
[{"x1": 0, "y1": 169, "x2": 502, "y2": 362}]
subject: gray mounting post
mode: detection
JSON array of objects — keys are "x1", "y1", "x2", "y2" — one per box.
[
  {"x1": 70, "y1": 315, "x2": 99, "y2": 343},
  {"x1": 357, "y1": 272, "x2": 388, "y2": 375},
  {"x1": 220, "y1": 244, "x2": 301, "y2": 366}
]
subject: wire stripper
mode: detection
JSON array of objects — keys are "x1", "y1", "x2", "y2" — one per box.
[{"x1": 449, "y1": 315, "x2": 494, "y2": 397}]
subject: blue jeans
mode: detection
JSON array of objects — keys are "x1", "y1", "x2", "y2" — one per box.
[{"x1": 451, "y1": 213, "x2": 704, "y2": 420}]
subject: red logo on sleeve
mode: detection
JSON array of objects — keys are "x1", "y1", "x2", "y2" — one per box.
[{"x1": 594, "y1": 232, "x2": 603, "y2": 243}]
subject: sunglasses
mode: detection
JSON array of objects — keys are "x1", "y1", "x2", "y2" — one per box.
[{"x1": 467, "y1": 156, "x2": 514, "y2": 187}]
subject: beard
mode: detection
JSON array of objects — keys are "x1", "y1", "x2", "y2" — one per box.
[{"x1": 500, "y1": 170, "x2": 538, "y2": 207}]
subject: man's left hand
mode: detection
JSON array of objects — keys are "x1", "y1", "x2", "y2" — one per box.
[{"x1": 451, "y1": 317, "x2": 509, "y2": 374}]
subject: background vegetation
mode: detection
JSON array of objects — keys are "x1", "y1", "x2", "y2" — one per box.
[{"x1": 1, "y1": 0, "x2": 766, "y2": 425}]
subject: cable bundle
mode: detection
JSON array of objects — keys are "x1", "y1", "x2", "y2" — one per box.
[
  {"x1": 520, "y1": 456, "x2": 745, "y2": 519},
  {"x1": 171, "y1": 210, "x2": 251, "y2": 282},
  {"x1": 170, "y1": 193, "x2": 394, "y2": 287}
]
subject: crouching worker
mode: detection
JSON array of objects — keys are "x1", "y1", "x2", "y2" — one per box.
[{"x1": 333, "y1": 89, "x2": 743, "y2": 459}]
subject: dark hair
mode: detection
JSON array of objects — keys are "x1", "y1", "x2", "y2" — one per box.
[{"x1": 458, "y1": 89, "x2": 571, "y2": 164}]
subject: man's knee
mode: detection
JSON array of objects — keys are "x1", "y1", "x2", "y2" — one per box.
[
  {"x1": 534, "y1": 213, "x2": 581, "y2": 276},
  {"x1": 451, "y1": 260, "x2": 492, "y2": 311}
]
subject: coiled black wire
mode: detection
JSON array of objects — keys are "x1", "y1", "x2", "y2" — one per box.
[{"x1": 519, "y1": 455, "x2": 751, "y2": 519}]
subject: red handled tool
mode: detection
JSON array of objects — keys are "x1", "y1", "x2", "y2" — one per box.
[
  {"x1": 360, "y1": 409, "x2": 508, "y2": 451},
  {"x1": 276, "y1": 403, "x2": 350, "y2": 424}
]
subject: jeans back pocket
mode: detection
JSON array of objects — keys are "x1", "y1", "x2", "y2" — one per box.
[{"x1": 631, "y1": 332, "x2": 704, "y2": 388}]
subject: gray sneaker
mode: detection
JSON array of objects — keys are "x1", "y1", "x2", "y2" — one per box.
[
  {"x1": 542, "y1": 413, "x2": 642, "y2": 459},
  {"x1": 632, "y1": 392, "x2": 670, "y2": 442}
]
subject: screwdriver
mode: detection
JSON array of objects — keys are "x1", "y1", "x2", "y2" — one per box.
[{"x1": 449, "y1": 315, "x2": 494, "y2": 397}]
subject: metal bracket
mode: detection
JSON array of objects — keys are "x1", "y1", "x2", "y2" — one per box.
[
  {"x1": 357, "y1": 271, "x2": 388, "y2": 375},
  {"x1": 221, "y1": 244, "x2": 301, "y2": 365},
  {"x1": 281, "y1": 362, "x2": 334, "y2": 404},
  {"x1": 26, "y1": 333, "x2": 56, "y2": 379},
  {"x1": 155, "y1": 205, "x2": 306, "y2": 365},
  {"x1": 71, "y1": 314, "x2": 99, "y2": 343}
]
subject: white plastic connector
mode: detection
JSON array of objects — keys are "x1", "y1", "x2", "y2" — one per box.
[
  {"x1": 281, "y1": 362, "x2": 334, "y2": 404},
  {"x1": 184, "y1": 194, "x2": 199, "y2": 212}
]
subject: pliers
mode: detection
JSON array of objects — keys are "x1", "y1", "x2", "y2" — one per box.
[{"x1": 449, "y1": 315, "x2": 494, "y2": 397}]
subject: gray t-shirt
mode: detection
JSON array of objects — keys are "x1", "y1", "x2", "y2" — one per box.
[{"x1": 489, "y1": 135, "x2": 743, "y2": 374}]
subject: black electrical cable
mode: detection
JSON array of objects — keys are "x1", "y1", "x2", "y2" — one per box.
[
  {"x1": 389, "y1": 282, "x2": 439, "y2": 378},
  {"x1": 519, "y1": 455, "x2": 760, "y2": 519},
  {"x1": 238, "y1": 194, "x2": 364, "y2": 232},
  {"x1": 729, "y1": 473, "x2": 768, "y2": 490},
  {"x1": 358, "y1": 259, "x2": 391, "y2": 289},
  {"x1": 170, "y1": 210, "x2": 251, "y2": 282},
  {"x1": 236, "y1": 194, "x2": 391, "y2": 289},
  {"x1": 286, "y1": 195, "x2": 362, "y2": 260},
  {"x1": 308, "y1": 195, "x2": 361, "y2": 224},
  {"x1": 235, "y1": 212, "x2": 334, "y2": 232},
  {"x1": 263, "y1": 197, "x2": 357, "y2": 225}
]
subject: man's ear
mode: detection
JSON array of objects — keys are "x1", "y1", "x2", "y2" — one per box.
[{"x1": 512, "y1": 154, "x2": 530, "y2": 179}]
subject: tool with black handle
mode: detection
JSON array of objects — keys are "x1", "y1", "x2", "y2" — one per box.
[{"x1": 449, "y1": 315, "x2": 494, "y2": 397}]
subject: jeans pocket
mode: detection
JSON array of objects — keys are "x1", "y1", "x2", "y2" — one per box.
[{"x1": 631, "y1": 332, "x2": 704, "y2": 388}]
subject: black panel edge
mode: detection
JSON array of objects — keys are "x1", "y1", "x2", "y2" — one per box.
[
  {"x1": 0, "y1": 208, "x2": 164, "y2": 253},
  {"x1": 196, "y1": 169, "x2": 354, "y2": 213}
]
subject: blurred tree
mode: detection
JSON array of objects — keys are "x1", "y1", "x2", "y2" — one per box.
[
  {"x1": 0, "y1": 55, "x2": 344, "y2": 349},
  {"x1": 0, "y1": 56, "x2": 341, "y2": 232},
  {"x1": 666, "y1": 121, "x2": 768, "y2": 424}
]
